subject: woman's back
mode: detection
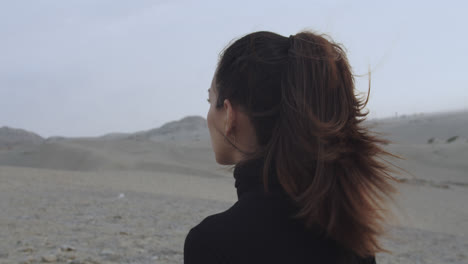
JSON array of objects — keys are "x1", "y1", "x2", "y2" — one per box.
[{"x1": 184, "y1": 157, "x2": 377, "y2": 264}]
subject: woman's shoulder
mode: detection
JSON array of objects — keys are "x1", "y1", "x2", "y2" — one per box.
[
  {"x1": 184, "y1": 220, "x2": 226, "y2": 263},
  {"x1": 184, "y1": 202, "x2": 244, "y2": 263},
  {"x1": 185, "y1": 192, "x2": 302, "y2": 249},
  {"x1": 184, "y1": 195, "x2": 377, "y2": 264},
  {"x1": 186, "y1": 199, "x2": 244, "y2": 239}
]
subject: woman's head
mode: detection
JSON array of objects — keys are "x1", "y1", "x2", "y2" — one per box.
[
  {"x1": 207, "y1": 32, "x2": 289, "y2": 164},
  {"x1": 207, "y1": 30, "x2": 397, "y2": 258},
  {"x1": 206, "y1": 73, "x2": 260, "y2": 165}
]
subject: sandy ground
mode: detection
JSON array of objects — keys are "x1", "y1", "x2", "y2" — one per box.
[
  {"x1": 0, "y1": 163, "x2": 466, "y2": 264},
  {"x1": 0, "y1": 166, "x2": 234, "y2": 264}
]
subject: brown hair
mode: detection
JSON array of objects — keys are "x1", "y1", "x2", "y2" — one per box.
[{"x1": 214, "y1": 30, "x2": 397, "y2": 258}]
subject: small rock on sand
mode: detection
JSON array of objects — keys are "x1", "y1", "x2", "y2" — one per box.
[
  {"x1": 41, "y1": 254, "x2": 57, "y2": 262},
  {"x1": 18, "y1": 248, "x2": 34, "y2": 253},
  {"x1": 59, "y1": 245, "x2": 76, "y2": 252}
]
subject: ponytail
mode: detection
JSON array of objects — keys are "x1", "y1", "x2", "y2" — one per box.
[{"x1": 215, "y1": 30, "x2": 398, "y2": 257}]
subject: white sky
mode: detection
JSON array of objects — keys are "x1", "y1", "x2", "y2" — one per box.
[{"x1": 1, "y1": 0, "x2": 467, "y2": 137}]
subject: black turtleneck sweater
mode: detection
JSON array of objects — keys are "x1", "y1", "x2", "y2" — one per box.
[{"x1": 184, "y1": 158, "x2": 376, "y2": 264}]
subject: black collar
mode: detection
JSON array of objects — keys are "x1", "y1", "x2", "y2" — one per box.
[{"x1": 233, "y1": 157, "x2": 287, "y2": 200}]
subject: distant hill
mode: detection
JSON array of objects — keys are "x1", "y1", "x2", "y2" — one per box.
[
  {"x1": 2, "y1": 110, "x2": 467, "y2": 146},
  {"x1": 98, "y1": 132, "x2": 131, "y2": 141},
  {"x1": 0, "y1": 126, "x2": 44, "y2": 148},
  {"x1": 1, "y1": 111, "x2": 466, "y2": 177},
  {"x1": 1, "y1": 115, "x2": 208, "y2": 145},
  {"x1": 129, "y1": 116, "x2": 209, "y2": 144},
  {"x1": 0, "y1": 116, "x2": 217, "y2": 175},
  {"x1": 368, "y1": 110, "x2": 468, "y2": 144}
]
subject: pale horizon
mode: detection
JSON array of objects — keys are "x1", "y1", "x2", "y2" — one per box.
[
  {"x1": 1, "y1": 0, "x2": 467, "y2": 137},
  {"x1": 3, "y1": 108, "x2": 468, "y2": 139}
]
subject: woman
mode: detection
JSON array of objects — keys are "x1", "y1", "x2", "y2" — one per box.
[{"x1": 184, "y1": 30, "x2": 396, "y2": 264}]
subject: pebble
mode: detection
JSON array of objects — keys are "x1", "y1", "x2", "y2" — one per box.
[
  {"x1": 60, "y1": 245, "x2": 76, "y2": 252},
  {"x1": 18, "y1": 247, "x2": 34, "y2": 253},
  {"x1": 112, "y1": 215, "x2": 122, "y2": 220},
  {"x1": 41, "y1": 254, "x2": 57, "y2": 262}
]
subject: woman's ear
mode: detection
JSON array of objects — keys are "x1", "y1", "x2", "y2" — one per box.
[{"x1": 223, "y1": 99, "x2": 236, "y2": 136}]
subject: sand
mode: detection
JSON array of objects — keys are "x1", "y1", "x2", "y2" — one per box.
[
  {"x1": 0, "y1": 111, "x2": 467, "y2": 264},
  {"x1": 0, "y1": 166, "x2": 233, "y2": 264}
]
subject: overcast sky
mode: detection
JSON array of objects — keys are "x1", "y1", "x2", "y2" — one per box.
[{"x1": 1, "y1": 0, "x2": 467, "y2": 137}]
